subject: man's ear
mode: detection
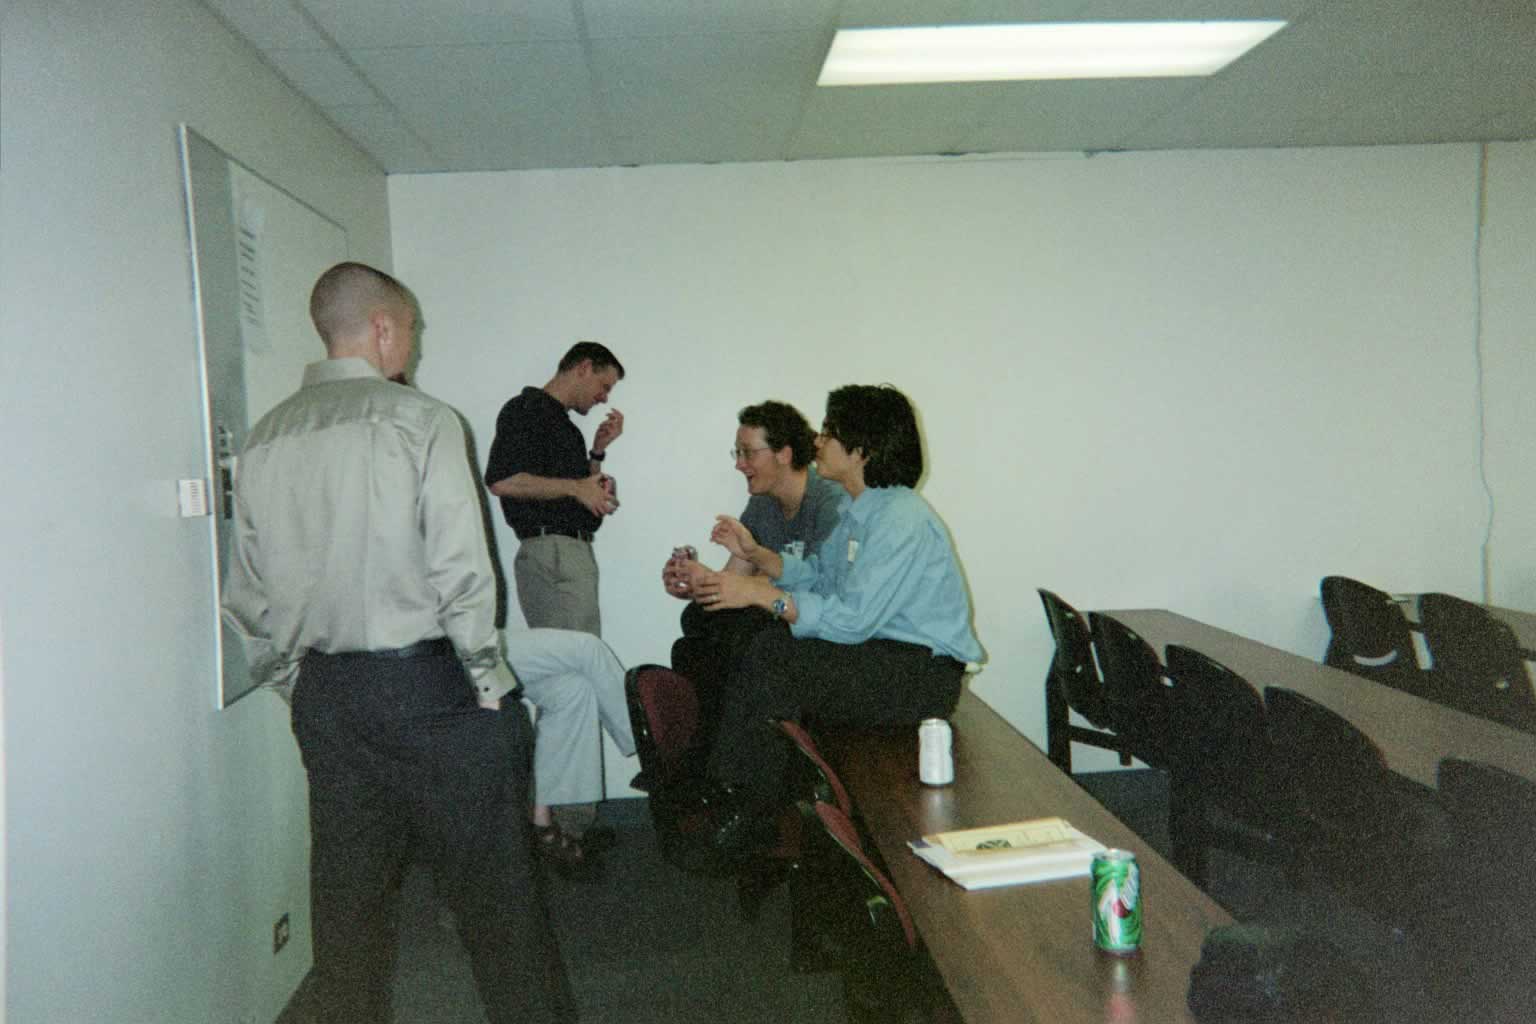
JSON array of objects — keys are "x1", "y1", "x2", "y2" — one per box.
[
  {"x1": 372, "y1": 310, "x2": 399, "y2": 357},
  {"x1": 774, "y1": 446, "x2": 793, "y2": 466}
]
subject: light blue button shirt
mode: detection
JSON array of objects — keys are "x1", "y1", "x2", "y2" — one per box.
[{"x1": 776, "y1": 486, "x2": 984, "y2": 664}]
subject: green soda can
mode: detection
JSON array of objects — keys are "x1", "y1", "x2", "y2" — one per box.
[{"x1": 1092, "y1": 849, "x2": 1142, "y2": 955}]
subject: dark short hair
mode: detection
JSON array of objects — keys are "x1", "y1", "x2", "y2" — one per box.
[
  {"x1": 822, "y1": 385, "x2": 923, "y2": 489},
  {"x1": 738, "y1": 401, "x2": 817, "y2": 469},
  {"x1": 558, "y1": 341, "x2": 625, "y2": 379}
]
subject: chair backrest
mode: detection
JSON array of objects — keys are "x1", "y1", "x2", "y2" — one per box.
[
  {"x1": 1165, "y1": 644, "x2": 1271, "y2": 814},
  {"x1": 811, "y1": 801, "x2": 916, "y2": 950},
  {"x1": 1037, "y1": 589, "x2": 1109, "y2": 727},
  {"x1": 1089, "y1": 613, "x2": 1174, "y2": 762},
  {"x1": 1263, "y1": 686, "x2": 1388, "y2": 832},
  {"x1": 1417, "y1": 593, "x2": 1536, "y2": 730},
  {"x1": 777, "y1": 720, "x2": 853, "y2": 816},
  {"x1": 624, "y1": 664, "x2": 705, "y2": 789},
  {"x1": 1319, "y1": 576, "x2": 1420, "y2": 682},
  {"x1": 1438, "y1": 757, "x2": 1536, "y2": 844}
]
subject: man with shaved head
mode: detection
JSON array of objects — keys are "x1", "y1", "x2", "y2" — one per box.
[{"x1": 222, "y1": 262, "x2": 576, "y2": 1023}]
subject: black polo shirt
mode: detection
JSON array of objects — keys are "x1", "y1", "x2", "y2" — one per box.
[{"x1": 484, "y1": 386, "x2": 603, "y2": 539}]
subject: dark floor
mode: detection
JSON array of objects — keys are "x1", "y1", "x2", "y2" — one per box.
[{"x1": 388, "y1": 798, "x2": 845, "y2": 1024}]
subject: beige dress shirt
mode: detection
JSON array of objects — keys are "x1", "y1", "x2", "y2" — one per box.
[{"x1": 221, "y1": 357, "x2": 517, "y2": 704}]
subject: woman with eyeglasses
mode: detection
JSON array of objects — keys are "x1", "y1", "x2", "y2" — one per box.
[{"x1": 691, "y1": 383, "x2": 983, "y2": 857}]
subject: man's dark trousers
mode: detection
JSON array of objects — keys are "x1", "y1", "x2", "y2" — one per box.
[
  {"x1": 293, "y1": 648, "x2": 574, "y2": 1024},
  {"x1": 706, "y1": 628, "x2": 964, "y2": 807}
]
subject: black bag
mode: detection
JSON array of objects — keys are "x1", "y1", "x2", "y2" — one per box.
[{"x1": 1187, "y1": 923, "x2": 1370, "y2": 1022}]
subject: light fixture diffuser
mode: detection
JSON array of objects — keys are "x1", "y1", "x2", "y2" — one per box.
[{"x1": 818, "y1": 21, "x2": 1288, "y2": 86}]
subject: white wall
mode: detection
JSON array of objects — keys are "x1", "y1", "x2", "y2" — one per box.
[
  {"x1": 390, "y1": 142, "x2": 1533, "y2": 764},
  {"x1": 1482, "y1": 141, "x2": 1536, "y2": 610},
  {"x1": 0, "y1": 2, "x2": 390, "y2": 1021}
]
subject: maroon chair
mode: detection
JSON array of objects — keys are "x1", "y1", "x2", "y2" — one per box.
[
  {"x1": 623, "y1": 664, "x2": 732, "y2": 875},
  {"x1": 804, "y1": 801, "x2": 958, "y2": 1023}
]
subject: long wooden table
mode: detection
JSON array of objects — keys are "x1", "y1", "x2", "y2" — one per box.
[
  {"x1": 1101, "y1": 608, "x2": 1536, "y2": 788},
  {"x1": 831, "y1": 690, "x2": 1232, "y2": 1024}
]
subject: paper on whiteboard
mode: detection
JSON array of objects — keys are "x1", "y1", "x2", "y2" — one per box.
[{"x1": 232, "y1": 185, "x2": 270, "y2": 353}]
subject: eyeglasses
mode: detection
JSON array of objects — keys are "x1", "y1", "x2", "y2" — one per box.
[{"x1": 730, "y1": 446, "x2": 772, "y2": 462}]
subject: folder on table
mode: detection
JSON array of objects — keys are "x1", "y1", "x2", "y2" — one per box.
[{"x1": 909, "y1": 817, "x2": 1106, "y2": 890}]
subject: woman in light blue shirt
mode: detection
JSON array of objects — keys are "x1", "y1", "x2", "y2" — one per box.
[{"x1": 693, "y1": 384, "x2": 983, "y2": 856}]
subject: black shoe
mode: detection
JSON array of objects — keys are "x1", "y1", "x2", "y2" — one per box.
[
  {"x1": 579, "y1": 824, "x2": 618, "y2": 856},
  {"x1": 533, "y1": 822, "x2": 604, "y2": 882},
  {"x1": 710, "y1": 803, "x2": 779, "y2": 863}
]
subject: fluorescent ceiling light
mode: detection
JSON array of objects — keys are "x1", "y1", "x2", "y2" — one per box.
[{"x1": 818, "y1": 21, "x2": 1288, "y2": 86}]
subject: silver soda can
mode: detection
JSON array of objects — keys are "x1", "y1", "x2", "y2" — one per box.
[{"x1": 918, "y1": 717, "x2": 954, "y2": 786}]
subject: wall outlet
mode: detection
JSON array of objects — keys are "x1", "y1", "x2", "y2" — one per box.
[{"x1": 273, "y1": 912, "x2": 290, "y2": 954}]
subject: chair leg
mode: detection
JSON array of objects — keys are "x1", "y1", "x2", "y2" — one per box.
[{"x1": 1045, "y1": 672, "x2": 1072, "y2": 773}]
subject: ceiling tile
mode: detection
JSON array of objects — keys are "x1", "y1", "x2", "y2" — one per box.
[
  {"x1": 324, "y1": 104, "x2": 439, "y2": 172},
  {"x1": 794, "y1": 77, "x2": 1202, "y2": 158},
  {"x1": 583, "y1": 0, "x2": 841, "y2": 38},
  {"x1": 265, "y1": 48, "x2": 379, "y2": 107},
  {"x1": 591, "y1": 31, "x2": 824, "y2": 165},
  {"x1": 299, "y1": 0, "x2": 579, "y2": 48},
  {"x1": 203, "y1": 0, "x2": 331, "y2": 50},
  {"x1": 350, "y1": 42, "x2": 610, "y2": 170}
]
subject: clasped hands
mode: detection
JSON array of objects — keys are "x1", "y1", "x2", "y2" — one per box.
[
  {"x1": 571, "y1": 473, "x2": 619, "y2": 518},
  {"x1": 660, "y1": 515, "x2": 773, "y2": 611}
]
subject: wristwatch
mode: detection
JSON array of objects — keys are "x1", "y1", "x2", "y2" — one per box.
[
  {"x1": 589, "y1": 448, "x2": 606, "y2": 462},
  {"x1": 771, "y1": 596, "x2": 789, "y2": 619}
]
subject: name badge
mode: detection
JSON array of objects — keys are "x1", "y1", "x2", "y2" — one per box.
[{"x1": 847, "y1": 538, "x2": 859, "y2": 563}]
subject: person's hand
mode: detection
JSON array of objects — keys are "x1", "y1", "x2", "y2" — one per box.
[
  {"x1": 662, "y1": 556, "x2": 702, "y2": 599},
  {"x1": 593, "y1": 409, "x2": 624, "y2": 453},
  {"x1": 572, "y1": 473, "x2": 618, "y2": 517},
  {"x1": 710, "y1": 515, "x2": 759, "y2": 562},
  {"x1": 693, "y1": 571, "x2": 773, "y2": 612}
]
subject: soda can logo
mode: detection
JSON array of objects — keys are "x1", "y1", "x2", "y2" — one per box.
[{"x1": 1092, "y1": 849, "x2": 1142, "y2": 954}]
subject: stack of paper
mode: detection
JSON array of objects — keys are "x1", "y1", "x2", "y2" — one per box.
[{"x1": 909, "y1": 817, "x2": 1107, "y2": 890}]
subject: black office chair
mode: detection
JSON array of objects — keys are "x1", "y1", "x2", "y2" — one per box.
[
  {"x1": 1417, "y1": 592, "x2": 1536, "y2": 732},
  {"x1": 1088, "y1": 612, "x2": 1177, "y2": 769},
  {"x1": 1037, "y1": 589, "x2": 1132, "y2": 772},
  {"x1": 1418, "y1": 759, "x2": 1536, "y2": 1017},
  {"x1": 1163, "y1": 645, "x2": 1289, "y2": 888},
  {"x1": 1319, "y1": 575, "x2": 1428, "y2": 696},
  {"x1": 1262, "y1": 687, "x2": 1450, "y2": 922}
]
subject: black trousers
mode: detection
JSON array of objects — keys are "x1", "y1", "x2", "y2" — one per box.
[
  {"x1": 706, "y1": 626, "x2": 964, "y2": 805},
  {"x1": 674, "y1": 603, "x2": 780, "y2": 748},
  {"x1": 292, "y1": 649, "x2": 574, "y2": 1024}
]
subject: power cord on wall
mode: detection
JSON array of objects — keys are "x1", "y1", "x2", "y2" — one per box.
[{"x1": 1473, "y1": 142, "x2": 1494, "y2": 604}]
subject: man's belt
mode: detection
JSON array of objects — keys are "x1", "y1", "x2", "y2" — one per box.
[
  {"x1": 312, "y1": 637, "x2": 454, "y2": 660},
  {"x1": 517, "y1": 525, "x2": 595, "y2": 542}
]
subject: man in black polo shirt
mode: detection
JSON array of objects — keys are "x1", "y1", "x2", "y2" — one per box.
[
  {"x1": 486, "y1": 341, "x2": 625, "y2": 634},
  {"x1": 486, "y1": 341, "x2": 626, "y2": 864}
]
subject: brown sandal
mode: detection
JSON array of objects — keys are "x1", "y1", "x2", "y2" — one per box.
[{"x1": 532, "y1": 822, "x2": 602, "y2": 881}]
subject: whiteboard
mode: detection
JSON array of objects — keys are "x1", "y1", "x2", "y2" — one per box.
[{"x1": 179, "y1": 125, "x2": 348, "y2": 707}]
